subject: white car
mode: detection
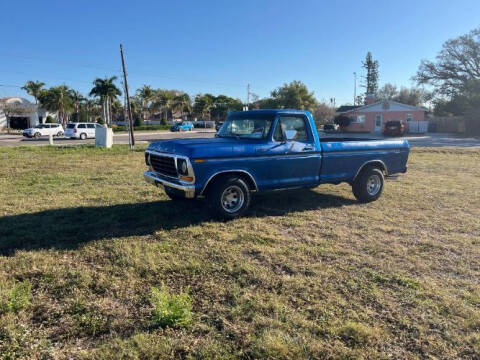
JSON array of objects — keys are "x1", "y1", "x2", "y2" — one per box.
[
  {"x1": 23, "y1": 124, "x2": 65, "y2": 138},
  {"x1": 65, "y1": 122, "x2": 105, "y2": 140}
]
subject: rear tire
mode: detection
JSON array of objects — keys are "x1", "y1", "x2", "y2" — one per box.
[
  {"x1": 352, "y1": 167, "x2": 384, "y2": 203},
  {"x1": 207, "y1": 176, "x2": 251, "y2": 219},
  {"x1": 34, "y1": 132, "x2": 41, "y2": 139},
  {"x1": 56, "y1": 131, "x2": 64, "y2": 137}
]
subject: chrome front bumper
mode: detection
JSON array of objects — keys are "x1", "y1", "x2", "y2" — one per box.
[{"x1": 143, "y1": 170, "x2": 196, "y2": 198}]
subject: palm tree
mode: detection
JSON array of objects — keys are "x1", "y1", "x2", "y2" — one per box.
[
  {"x1": 136, "y1": 85, "x2": 155, "y2": 120},
  {"x1": 70, "y1": 90, "x2": 85, "y2": 122},
  {"x1": 173, "y1": 93, "x2": 191, "y2": 119},
  {"x1": 38, "y1": 85, "x2": 74, "y2": 125},
  {"x1": 21, "y1": 80, "x2": 45, "y2": 104},
  {"x1": 89, "y1": 76, "x2": 122, "y2": 125},
  {"x1": 152, "y1": 89, "x2": 174, "y2": 121}
]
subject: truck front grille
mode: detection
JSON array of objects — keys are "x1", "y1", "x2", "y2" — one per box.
[{"x1": 149, "y1": 153, "x2": 177, "y2": 178}]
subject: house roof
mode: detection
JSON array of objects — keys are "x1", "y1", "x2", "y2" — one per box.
[{"x1": 338, "y1": 100, "x2": 426, "y2": 114}]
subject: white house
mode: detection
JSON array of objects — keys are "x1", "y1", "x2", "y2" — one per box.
[{"x1": 0, "y1": 97, "x2": 54, "y2": 130}]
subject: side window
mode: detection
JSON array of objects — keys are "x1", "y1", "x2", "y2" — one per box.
[
  {"x1": 87, "y1": 124, "x2": 95, "y2": 129},
  {"x1": 274, "y1": 116, "x2": 309, "y2": 142},
  {"x1": 78, "y1": 124, "x2": 86, "y2": 128}
]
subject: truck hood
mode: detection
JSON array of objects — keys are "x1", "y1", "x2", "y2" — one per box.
[{"x1": 147, "y1": 137, "x2": 258, "y2": 159}]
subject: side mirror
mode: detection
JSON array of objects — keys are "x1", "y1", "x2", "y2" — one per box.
[{"x1": 284, "y1": 130, "x2": 297, "y2": 141}]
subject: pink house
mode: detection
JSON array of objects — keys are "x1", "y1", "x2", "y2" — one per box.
[{"x1": 338, "y1": 100, "x2": 427, "y2": 134}]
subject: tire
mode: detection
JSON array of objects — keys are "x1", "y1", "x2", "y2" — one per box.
[
  {"x1": 207, "y1": 176, "x2": 251, "y2": 219},
  {"x1": 34, "y1": 132, "x2": 41, "y2": 139},
  {"x1": 56, "y1": 131, "x2": 64, "y2": 137},
  {"x1": 352, "y1": 166, "x2": 384, "y2": 203},
  {"x1": 79, "y1": 133, "x2": 87, "y2": 140}
]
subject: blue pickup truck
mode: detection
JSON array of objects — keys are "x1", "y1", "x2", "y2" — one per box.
[{"x1": 144, "y1": 110, "x2": 409, "y2": 218}]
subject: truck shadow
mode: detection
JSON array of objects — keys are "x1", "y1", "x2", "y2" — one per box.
[{"x1": 0, "y1": 189, "x2": 356, "y2": 255}]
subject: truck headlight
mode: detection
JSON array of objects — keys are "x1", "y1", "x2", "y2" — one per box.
[{"x1": 177, "y1": 158, "x2": 188, "y2": 175}]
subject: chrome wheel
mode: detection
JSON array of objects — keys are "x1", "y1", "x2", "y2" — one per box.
[
  {"x1": 221, "y1": 185, "x2": 244, "y2": 213},
  {"x1": 366, "y1": 174, "x2": 381, "y2": 196}
]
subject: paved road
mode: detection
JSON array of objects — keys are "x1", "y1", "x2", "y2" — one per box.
[
  {"x1": 1, "y1": 131, "x2": 479, "y2": 148},
  {"x1": 0, "y1": 130, "x2": 216, "y2": 147}
]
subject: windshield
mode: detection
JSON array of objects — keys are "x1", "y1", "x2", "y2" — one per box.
[
  {"x1": 218, "y1": 113, "x2": 274, "y2": 139},
  {"x1": 34, "y1": 124, "x2": 46, "y2": 128}
]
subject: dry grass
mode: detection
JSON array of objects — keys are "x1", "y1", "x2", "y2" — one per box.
[{"x1": 0, "y1": 145, "x2": 479, "y2": 359}]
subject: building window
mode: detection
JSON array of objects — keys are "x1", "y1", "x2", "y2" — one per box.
[
  {"x1": 406, "y1": 114, "x2": 413, "y2": 122},
  {"x1": 375, "y1": 114, "x2": 382, "y2": 127},
  {"x1": 356, "y1": 114, "x2": 365, "y2": 123}
]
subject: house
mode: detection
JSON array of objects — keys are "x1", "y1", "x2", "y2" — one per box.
[
  {"x1": 0, "y1": 97, "x2": 53, "y2": 130},
  {"x1": 337, "y1": 97, "x2": 427, "y2": 134}
]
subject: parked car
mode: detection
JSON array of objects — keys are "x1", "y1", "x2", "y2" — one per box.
[
  {"x1": 144, "y1": 109, "x2": 410, "y2": 219},
  {"x1": 65, "y1": 122, "x2": 105, "y2": 140},
  {"x1": 323, "y1": 123, "x2": 339, "y2": 132},
  {"x1": 383, "y1": 120, "x2": 406, "y2": 136},
  {"x1": 170, "y1": 122, "x2": 194, "y2": 132},
  {"x1": 215, "y1": 122, "x2": 224, "y2": 131},
  {"x1": 23, "y1": 123, "x2": 64, "y2": 138}
]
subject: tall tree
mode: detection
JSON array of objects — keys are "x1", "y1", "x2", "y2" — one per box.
[
  {"x1": 21, "y1": 80, "x2": 45, "y2": 104},
  {"x1": 415, "y1": 27, "x2": 480, "y2": 96},
  {"x1": 192, "y1": 94, "x2": 215, "y2": 120},
  {"x1": 269, "y1": 81, "x2": 318, "y2": 111},
  {"x1": 136, "y1": 85, "x2": 155, "y2": 120},
  {"x1": 172, "y1": 93, "x2": 191, "y2": 119},
  {"x1": 89, "y1": 76, "x2": 122, "y2": 124},
  {"x1": 209, "y1": 95, "x2": 243, "y2": 120},
  {"x1": 377, "y1": 83, "x2": 398, "y2": 100},
  {"x1": 362, "y1": 52, "x2": 379, "y2": 98},
  {"x1": 38, "y1": 85, "x2": 74, "y2": 125}
]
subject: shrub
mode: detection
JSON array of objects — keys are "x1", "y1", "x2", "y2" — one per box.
[
  {"x1": 0, "y1": 281, "x2": 32, "y2": 313},
  {"x1": 112, "y1": 124, "x2": 170, "y2": 132},
  {"x1": 160, "y1": 118, "x2": 167, "y2": 126},
  {"x1": 97, "y1": 117, "x2": 105, "y2": 125},
  {"x1": 150, "y1": 285, "x2": 192, "y2": 328},
  {"x1": 334, "y1": 115, "x2": 352, "y2": 127},
  {"x1": 134, "y1": 116, "x2": 144, "y2": 127},
  {"x1": 45, "y1": 116, "x2": 55, "y2": 123}
]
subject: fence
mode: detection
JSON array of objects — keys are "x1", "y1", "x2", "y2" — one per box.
[
  {"x1": 407, "y1": 121, "x2": 428, "y2": 134},
  {"x1": 428, "y1": 116, "x2": 466, "y2": 133}
]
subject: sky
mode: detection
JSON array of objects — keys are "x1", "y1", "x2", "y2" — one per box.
[{"x1": 1, "y1": 0, "x2": 479, "y2": 105}]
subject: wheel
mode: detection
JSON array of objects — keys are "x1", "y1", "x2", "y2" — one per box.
[
  {"x1": 207, "y1": 176, "x2": 251, "y2": 219},
  {"x1": 56, "y1": 131, "x2": 64, "y2": 137},
  {"x1": 34, "y1": 132, "x2": 41, "y2": 139},
  {"x1": 352, "y1": 167, "x2": 384, "y2": 203},
  {"x1": 79, "y1": 133, "x2": 87, "y2": 140},
  {"x1": 164, "y1": 187, "x2": 191, "y2": 201}
]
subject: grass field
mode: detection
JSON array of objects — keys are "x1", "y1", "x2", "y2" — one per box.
[{"x1": 0, "y1": 145, "x2": 479, "y2": 359}]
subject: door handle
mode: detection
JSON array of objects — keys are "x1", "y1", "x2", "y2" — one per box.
[{"x1": 303, "y1": 145, "x2": 314, "y2": 151}]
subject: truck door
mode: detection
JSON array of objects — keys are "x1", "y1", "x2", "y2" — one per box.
[{"x1": 257, "y1": 115, "x2": 321, "y2": 189}]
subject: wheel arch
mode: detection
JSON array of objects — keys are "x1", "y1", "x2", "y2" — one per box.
[
  {"x1": 353, "y1": 160, "x2": 388, "y2": 181},
  {"x1": 200, "y1": 170, "x2": 258, "y2": 196}
]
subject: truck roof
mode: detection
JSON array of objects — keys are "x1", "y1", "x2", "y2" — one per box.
[{"x1": 229, "y1": 109, "x2": 311, "y2": 116}]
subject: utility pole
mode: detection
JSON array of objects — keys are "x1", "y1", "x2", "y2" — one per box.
[
  {"x1": 353, "y1": 72, "x2": 357, "y2": 106},
  {"x1": 120, "y1": 44, "x2": 135, "y2": 148},
  {"x1": 246, "y1": 84, "x2": 250, "y2": 110}
]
